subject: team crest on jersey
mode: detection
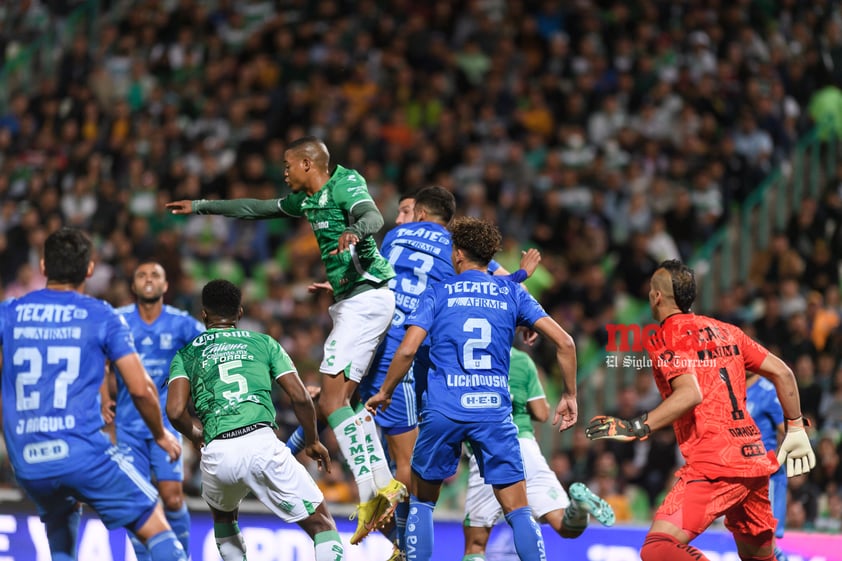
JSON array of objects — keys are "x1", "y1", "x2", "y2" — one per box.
[
  {"x1": 160, "y1": 333, "x2": 172, "y2": 349},
  {"x1": 318, "y1": 190, "x2": 328, "y2": 207}
]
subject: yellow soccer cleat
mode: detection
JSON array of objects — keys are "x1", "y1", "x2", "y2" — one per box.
[
  {"x1": 386, "y1": 545, "x2": 406, "y2": 561},
  {"x1": 350, "y1": 496, "x2": 385, "y2": 545},
  {"x1": 374, "y1": 479, "x2": 408, "y2": 526}
]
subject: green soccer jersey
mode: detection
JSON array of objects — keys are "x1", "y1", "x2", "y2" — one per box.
[
  {"x1": 509, "y1": 348, "x2": 546, "y2": 440},
  {"x1": 168, "y1": 328, "x2": 297, "y2": 443},
  {"x1": 193, "y1": 165, "x2": 394, "y2": 301}
]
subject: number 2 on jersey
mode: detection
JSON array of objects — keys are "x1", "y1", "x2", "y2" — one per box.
[
  {"x1": 463, "y1": 318, "x2": 492, "y2": 370},
  {"x1": 14, "y1": 346, "x2": 81, "y2": 411}
]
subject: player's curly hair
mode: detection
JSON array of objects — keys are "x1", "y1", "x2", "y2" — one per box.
[
  {"x1": 202, "y1": 279, "x2": 242, "y2": 319},
  {"x1": 448, "y1": 217, "x2": 502, "y2": 266},
  {"x1": 659, "y1": 259, "x2": 696, "y2": 313},
  {"x1": 414, "y1": 185, "x2": 456, "y2": 223}
]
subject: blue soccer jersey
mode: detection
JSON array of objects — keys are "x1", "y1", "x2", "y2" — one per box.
[
  {"x1": 746, "y1": 376, "x2": 787, "y2": 537},
  {"x1": 746, "y1": 377, "x2": 784, "y2": 457},
  {"x1": 381, "y1": 222, "x2": 457, "y2": 338},
  {"x1": 0, "y1": 289, "x2": 137, "y2": 479},
  {"x1": 114, "y1": 304, "x2": 204, "y2": 436},
  {"x1": 406, "y1": 270, "x2": 547, "y2": 422}
]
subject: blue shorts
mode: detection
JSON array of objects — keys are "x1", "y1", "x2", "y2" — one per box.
[
  {"x1": 17, "y1": 445, "x2": 159, "y2": 531},
  {"x1": 411, "y1": 409, "x2": 524, "y2": 485},
  {"x1": 359, "y1": 336, "x2": 417, "y2": 434},
  {"x1": 117, "y1": 429, "x2": 184, "y2": 482},
  {"x1": 769, "y1": 467, "x2": 786, "y2": 538}
]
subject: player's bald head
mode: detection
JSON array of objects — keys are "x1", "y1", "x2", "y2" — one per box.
[
  {"x1": 286, "y1": 136, "x2": 330, "y2": 169},
  {"x1": 653, "y1": 260, "x2": 696, "y2": 313}
]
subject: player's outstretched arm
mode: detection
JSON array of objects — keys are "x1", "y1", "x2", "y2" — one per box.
[
  {"x1": 115, "y1": 353, "x2": 182, "y2": 461},
  {"x1": 755, "y1": 352, "x2": 816, "y2": 476},
  {"x1": 366, "y1": 325, "x2": 427, "y2": 414},
  {"x1": 531, "y1": 317, "x2": 578, "y2": 431},
  {"x1": 586, "y1": 374, "x2": 702, "y2": 442},
  {"x1": 166, "y1": 198, "x2": 288, "y2": 220},
  {"x1": 277, "y1": 373, "x2": 331, "y2": 473},
  {"x1": 165, "y1": 377, "x2": 204, "y2": 448}
]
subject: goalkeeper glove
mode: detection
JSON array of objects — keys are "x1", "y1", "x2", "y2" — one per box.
[
  {"x1": 776, "y1": 417, "x2": 816, "y2": 477},
  {"x1": 586, "y1": 412, "x2": 651, "y2": 441}
]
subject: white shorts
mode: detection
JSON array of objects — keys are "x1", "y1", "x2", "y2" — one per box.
[
  {"x1": 464, "y1": 437, "x2": 570, "y2": 527},
  {"x1": 201, "y1": 427, "x2": 324, "y2": 523},
  {"x1": 321, "y1": 287, "x2": 395, "y2": 382}
]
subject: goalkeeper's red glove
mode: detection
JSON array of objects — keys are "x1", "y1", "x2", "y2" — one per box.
[{"x1": 586, "y1": 413, "x2": 651, "y2": 441}]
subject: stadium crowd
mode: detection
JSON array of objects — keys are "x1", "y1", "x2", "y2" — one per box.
[{"x1": 0, "y1": 0, "x2": 841, "y2": 530}]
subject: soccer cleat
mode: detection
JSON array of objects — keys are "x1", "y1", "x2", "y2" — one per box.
[
  {"x1": 375, "y1": 479, "x2": 408, "y2": 526},
  {"x1": 386, "y1": 545, "x2": 406, "y2": 561},
  {"x1": 350, "y1": 496, "x2": 385, "y2": 545},
  {"x1": 568, "y1": 482, "x2": 616, "y2": 527}
]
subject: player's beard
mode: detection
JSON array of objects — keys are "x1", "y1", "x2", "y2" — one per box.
[{"x1": 137, "y1": 294, "x2": 163, "y2": 305}]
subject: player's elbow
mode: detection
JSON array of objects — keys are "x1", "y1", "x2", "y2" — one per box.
[{"x1": 556, "y1": 330, "x2": 576, "y2": 355}]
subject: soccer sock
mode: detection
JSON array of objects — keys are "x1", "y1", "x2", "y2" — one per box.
[
  {"x1": 287, "y1": 419, "x2": 330, "y2": 456},
  {"x1": 166, "y1": 504, "x2": 191, "y2": 556},
  {"x1": 358, "y1": 409, "x2": 394, "y2": 489},
  {"x1": 147, "y1": 529, "x2": 188, "y2": 561},
  {"x1": 287, "y1": 425, "x2": 306, "y2": 455},
  {"x1": 328, "y1": 406, "x2": 376, "y2": 501},
  {"x1": 130, "y1": 534, "x2": 151, "y2": 561},
  {"x1": 505, "y1": 507, "x2": 547, "y2": 561},
  {"x1": 562, "y1": 499, "x2": 588, "y2": 529},
  {"x1": 406, "y1": 496, "x2": 435, "y2": 561},
  {"x1": 214, "y1": 522, "x2": 246, "y2": 561},
  {"x1": 641, "y1": 532, "x2": 710, "y2": 561},
  {"x1": 395, "y1": 500, "x2": 409, "y2": 551},
  {"x1": 44, "y1": 505, "x2": 81, "y2": 561},
  {"x1": 774, "y1": 546, "x2": 789, "y2": 561},
  {"x1": 314, "y1": 530, "x2": 344, "y2": 561},
  {"x1": 462, "y1": 555, "x2": 487, "y2": 561}
]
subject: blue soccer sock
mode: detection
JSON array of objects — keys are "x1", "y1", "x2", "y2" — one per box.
[
  {"x1": 406, "y1": 497, "x2": 435, "y2": 561},
  {"x1": 44, "y1": 504, "x2": 81, "y2": 561},
  {"x1": 130, "y1": 533, "x2": 151, "y2": 561},
  {"x1": 166, "y1": 503, "x2": 191, "y2": 556},
  {"x1": 147, "y1": 529, "x2": 187, "y2": 561},
  {"x1": 286, "y1": 419, "x2": 329, "y2": 455},
  {"x1": 505, "y1": 507, "x2": 547, "y2": 561},
  {"x1": 395, "y1": 500, "x2": 409, "y2": 551}
]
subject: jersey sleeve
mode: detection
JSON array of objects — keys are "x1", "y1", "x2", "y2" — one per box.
[
  {"x1": 266, "y1": 336, "x2": 297, "y2": 379},
  {"x1": 169, "y1": 351, "x2": 188, "y2": 382},
  {"x1": 488, "y1": 259, "x2": 501, "y2": 274},
  {"x1": 278, "y1": 192, "x2": 307, "y2": 217},
  {"x1": 332, "y1": 171, "x2": 374, "y2": 212},
  {"x1": 737, "y1": 329, "x2": 770, "y2": 372},
  {"x1": 514, "y1": 285, "x2": 548, "y2": 327},
  {"x1": 509, "y1": 352, "x2": 545, "y2": 406},
  {"x1": 406, "y1": 285, "x2": 436, "y2": 332},
  {"x1": 102, "y1": 307, "x2": 138, "y2": 362}
]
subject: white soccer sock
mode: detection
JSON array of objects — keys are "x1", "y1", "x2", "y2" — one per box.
[
  {"x1": 328, "y1": 406, "x2": 377, "y2": 501},
  {"x1": 314, "y1": 530, "x2": 344, "y2": 561},
  {"x1": 214, "y1": 522, "x2": 246, "y2": 561},
  {"x1": 358, "y1": 409, "x2": 394, "y2": 489}
]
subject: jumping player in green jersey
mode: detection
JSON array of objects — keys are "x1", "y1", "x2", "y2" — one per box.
[
  {"x1": 167, "y1": 136, "x2": 405, "y2": 544},
  {"x1": 166, "y1": 279, "x2": 345, "y2": 561}
]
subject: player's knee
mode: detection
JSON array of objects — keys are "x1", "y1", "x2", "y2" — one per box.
[
  {"x1": 161, "y1": 492, "x2": 184, "y2": 512},
  {"x1": 641, "y1": 532, "x2": 702, "y2": 561},
  {"x1": 735, "y1": 530, "x2": 775, "y2": 561}
]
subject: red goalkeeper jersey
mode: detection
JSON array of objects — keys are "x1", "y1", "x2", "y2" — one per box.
[{"x1": 645, "y1": 313, "x2": 779, "y2": 479}]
